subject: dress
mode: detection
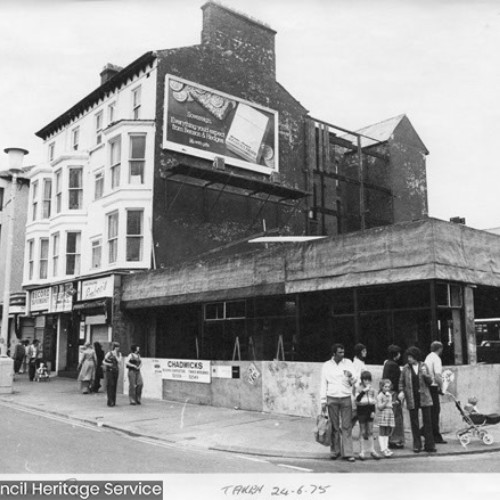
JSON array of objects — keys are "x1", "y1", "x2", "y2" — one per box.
[
  {"x1": 126, "y1": 352, "x2": 143, "y2": 405},
  {"x1": 78, "y1": 348, "x2": 97, "y2": 394},
  {"x1": 376, "y1": 391, "x2": 395, "y2": 428}
]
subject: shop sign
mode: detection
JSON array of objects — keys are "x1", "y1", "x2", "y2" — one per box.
[
  {"x1": 79, "y1": 276, "x2": 114, "y2": 301},
  {"x1": 30, "y1": 288, "x2": 51, "y2": 312},
  {"x1": 162, "y1": 359, "x2": 211, "y2": 384},
  {"x1": 163, "y1": 75, "x2": 278, "y2": 175},
  {"x1": 212, "y1": 365, "x2": 240, "y2": 379},
  {"x1": 50, "y1": 284, "x2": 74, "y2": 313}
]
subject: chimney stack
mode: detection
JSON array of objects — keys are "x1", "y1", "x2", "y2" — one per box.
[{"x1": 100, "y1": 63, "x2": 123, "y2": 85}]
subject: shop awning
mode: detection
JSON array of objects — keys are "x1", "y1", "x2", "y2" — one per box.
[{"x1": 73, "y1": 299, "x2": 111, "y2": 315}]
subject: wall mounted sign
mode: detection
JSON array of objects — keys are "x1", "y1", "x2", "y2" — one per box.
[
  {"x1": 163, "y1": 75, "x2": 278, "y2": 175},
  {"x1": 162, "y1": 358, "x2": 211, "y2": 384}
]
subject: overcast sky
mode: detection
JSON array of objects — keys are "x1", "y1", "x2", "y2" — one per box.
[{"x1": 1, "y1": 0, "x2": 499, "y2": 229}]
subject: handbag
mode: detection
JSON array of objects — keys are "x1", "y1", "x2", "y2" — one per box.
[{"x1": 313, "y1": 413, "x2": 332, "y2": 446}]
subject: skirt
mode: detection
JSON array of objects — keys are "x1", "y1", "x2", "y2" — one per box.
[{"x1": 377, "y1": 408, "x2": 395, "y2": 427}]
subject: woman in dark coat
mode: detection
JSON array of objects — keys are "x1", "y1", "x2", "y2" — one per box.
[
  {"x1": 92, "y1": 342, "x2": 105, "y2": 393},
  {"x1": 398, "y1": 346, "x2": 435, "y2": 453},
  {"x1": 383, "y1": 344, "x2": 404, "y2": 448}
]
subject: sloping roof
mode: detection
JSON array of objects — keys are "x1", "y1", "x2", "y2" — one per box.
[
  {"x1": 121, "y1": 218, "x2": 500, "y2": 308},
  {"x1": 355, "y1": 114, "x2": 429, "y2": 154}
]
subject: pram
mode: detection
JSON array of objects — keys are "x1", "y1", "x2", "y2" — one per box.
[
  {"x1": 446, "y1": 392, "x2": 499, "y2": 447},
  {"x1": 34, "y1": 363, "x2": 50, "y2": 382}
]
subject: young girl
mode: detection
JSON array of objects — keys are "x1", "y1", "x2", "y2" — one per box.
[
  {"x1": 377, "y1": 379, "x2": 396, "y2": 457},
  {"x1": 355, "y1": 371, "x2": 381, "y2": 460}
]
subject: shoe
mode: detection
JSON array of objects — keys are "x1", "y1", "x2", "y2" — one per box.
[
  {"x1": 358, "y1": 453, "x2": 366, "y2": 461},
  {"x1": 344, "y1": 457, "x2": 356, "y2": 462},
  {"x1": 130, "y1": 402, "x2": 137, "y2": 405},
  {"x1": 434, "y1": 439, "x2": 447, "y2": 444},
  {"x1": 370, "y1": 452, "x2": 381, "y2": 460},
  {"x1": 383, "y1": 449, "x2": 393, "y2": 458},
  {"x1": 389, "y1": 443, "x2": 404, "y2": 449},
  {"x1": 425, "y1": 448, "x2": 437, "y2": 453},
  {"x1": 413, "y1": 448, "x2": 421, "y2": 453},
  {"x1": 330, "y1": 454, "x2": 340, "y2": 460},
  {"x1": 137, "y1": 402, "x2": 141, "y2": 405}
]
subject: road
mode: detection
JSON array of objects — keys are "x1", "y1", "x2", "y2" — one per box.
[{"x1": 2, "y1": 403, "x2": 500, "y2": 474}]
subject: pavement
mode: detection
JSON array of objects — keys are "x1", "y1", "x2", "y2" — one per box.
[{"x1": 2, "y1": 373, "x2": 500, "y2": 460}]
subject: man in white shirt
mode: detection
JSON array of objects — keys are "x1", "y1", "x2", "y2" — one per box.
[
  {"x1": 425, "y1": 341, "x2": 446, "y2": 444},
  {"x1": 320, "y1": 343, "x2": 356, "y2": 462}
]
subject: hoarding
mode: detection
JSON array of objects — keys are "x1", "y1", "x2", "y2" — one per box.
[
  {"x1": 163, "y1": 75, "x2": 278, "y2": 175},
  {"x1": 162, "y1": 358, "x2": 211, "y2": 384}
]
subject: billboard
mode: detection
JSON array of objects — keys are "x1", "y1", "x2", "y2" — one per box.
[{"x1": 163, "y1": 75, "x2": 278, "y2": 175}]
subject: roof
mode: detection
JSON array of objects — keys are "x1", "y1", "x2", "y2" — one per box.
[
  {"x1": 121, "y1": 218, "x2": 500, "y2": 308},
  {"x1": 355, "y1": 114, "x2": 429, "y2": 154},
  {"x1": 36, "y1": 51, "x2": 157, "y2": 140}
]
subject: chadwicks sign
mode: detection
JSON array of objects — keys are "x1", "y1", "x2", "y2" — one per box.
[
  {"x1": 163, "y1": 75, "x2": 278, "y2": 175},
  {"x1": 162, "y1": 359, "x2": 211, "y2": 384}
]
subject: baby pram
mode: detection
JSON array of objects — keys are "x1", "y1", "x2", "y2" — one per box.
[
  {"x1": 35, "y1": 364, "x2": 50, "y2": 382},
  {"x1": 447, "y1": 392, "x2": 500, "y2": 447}
]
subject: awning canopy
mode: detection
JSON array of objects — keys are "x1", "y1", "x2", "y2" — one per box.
[{"x1": 121, "y1": 218, "x2": 500, "y2": 309}]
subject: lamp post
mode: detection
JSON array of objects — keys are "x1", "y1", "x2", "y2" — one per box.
[{"x1": 0, "y1": 147, "x2": 28, "y2": 394}]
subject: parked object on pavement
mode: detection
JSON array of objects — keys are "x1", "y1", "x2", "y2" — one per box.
[{"x1": 35, "y1": 362, "x2": 50, "y2": 382}]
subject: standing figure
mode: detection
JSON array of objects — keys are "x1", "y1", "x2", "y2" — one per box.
[
  {"x1": 399, "y1": 346, "x2": 436, "y2": 453},
  {"x1": 382, "y1": 344, "x2": 405, "y2": 449},
  {"x1": 376, "y1": 379, "x2": 396, "y2": 457},
  {"x1": 320, "y1": 343, "x2": 357, "y2": 462},
  {"x1": 352, "y1": 343, "x2": 367, "y2": 381},
  {"x1": 126, "y1": 345, "x2": 143, "y2": 405},
  {"x1": 12, "y1": 338, "x2": 26, "y2": 374},
  {"x1": 92, "y1": 342, "x2": 105, "y2": 393},
  {"x1": 102, "y1": 342, "x2": 121, "y2": 407},
  {"x1": 20, "y1": 340, "x2": 30, "y2": 374},
  {"x1": 77, "y1": 342, "x2": 97, "y2": 394},
  {"x1": 425, "y1": 341, "x2": 447, "y2": 444},
  {"x1": 355, "y1": 370, "x2": 380, "y2": 460},
  {"x1": 28, "y1": 339, "x2": 42, "y2": 381}
]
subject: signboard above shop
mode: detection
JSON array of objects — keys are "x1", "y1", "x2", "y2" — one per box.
[
  {"x1": 163, "y1": 75, "x2": 278, "y2": 175},
  {"x1": 79, "y1": 276, "x2": 114, "y2": 301}
]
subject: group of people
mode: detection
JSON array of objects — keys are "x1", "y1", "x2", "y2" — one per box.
[
  {"x1": 320, "y1": 341, "x2": 446, "y2": 462},
  {"x1": 9, "y1": 338, "x2": 45, "y2": 381},
  {"x1": 77, "y1": 342, "x2": 143, "y2": 408}
]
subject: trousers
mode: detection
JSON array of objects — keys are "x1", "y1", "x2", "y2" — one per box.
[{"x1": 327, "y1": 396, "x2": 354, "y2": 458}]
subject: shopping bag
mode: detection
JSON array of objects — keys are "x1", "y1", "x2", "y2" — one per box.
[{"x1": 313, "y1": 413, "x2": 332, "y2": 446}]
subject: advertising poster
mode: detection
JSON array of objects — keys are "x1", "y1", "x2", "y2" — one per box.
[
  {"x1": 162, "y1": 358, "x2": 212, "y2": 384},
  {"x1": 163, "y1": 75, "x2": 278, "y2": 175}
]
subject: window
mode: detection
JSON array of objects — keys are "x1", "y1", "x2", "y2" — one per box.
[
  {"x1": 126, "y1": 210, "x2": 143, "y2": 261},
  {"x1": 204, "y1": 301, "x2": 246, "y2": 320},
  {"x1": 39, "y1": 238, "x2": 49, "y2": 279},
  {"x1": 31, "y1": 180, "x2": 38, "y2": 221},
  {"x1": 132, "y1": 86, "x2": 141, "y2": 119},
  {"x1": 48, "y1": 143, "x2": 55, "y2": 162},
  {"x1": 71, "y1": 127, "x2": 80, "y2": 151},
  {"x1": 55, "y1": 170, "x2": 62, "y2": 213},
  {"x1": 92, "y1": 239, "x2": 102, "y2": 269},
  {"x1": 52, "y1": 232, "x2": 59, "y2": 277},
  {"x1": 129, "y1": 135, "x2": 146, "y2": 184},
  {"x1": 94, "y1": 171, "x2": 104, "y2": 199},
  {"x1": 110, "y1": 137, "x2": 121, "y2": 189},
  {"x1": 107, "y1": 212, "x2": 119, "y2": 264},
  {"x1": 95, "y1": 111, "x2": 103, "y2": 145},
  {"x1": 66, "y1": 232, "x2": 81, "y2": 275},
  {"x1": 27, "y1": 239, "x2": 34, "y2": 280},
  {"x1": 0, "y1": 187, "x2": 4, "y2": 211},
  {"x1": 108, "y1": 102, "x2": 116, "y2": 124},
  {"x1": 42, "y1": 179, "x2": 52, "y2": 219},
  {"x1": 68, "y1": 167, "x2": 83, "y2": 209}
]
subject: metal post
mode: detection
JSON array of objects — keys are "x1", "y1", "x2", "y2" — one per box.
[
  {"x1": 357, "y1": 136, "x2": 366, "y2": 230},
  {"x1": 0, "y1": 148, "x2": 28, "y2": 394}
]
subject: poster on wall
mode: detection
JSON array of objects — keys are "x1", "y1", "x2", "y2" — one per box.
[
  {"x1": 162, "y1": 359, "x2": 211, "y2": 384},
  {"x1": 163, "y1": 74, "x2": 278, "y2": 175}
]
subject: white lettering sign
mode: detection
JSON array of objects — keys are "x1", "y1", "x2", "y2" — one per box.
[
  {"x1": 162, "y1": 359, "x2": 211, "y2": 384},
  {"x1": 30, "y1": 288, "x2": 50, "y2": 312},
  {"x1": 80, "y1": 276, "x2": 113, "y2": 301}
]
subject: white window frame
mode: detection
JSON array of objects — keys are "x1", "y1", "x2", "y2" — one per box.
[
  {"x1": 71, "y1": 127, "x2": 80, "y2": 151},
  {"x1": 107, "y1": 211, "x2": 119, "y2": 264},
  {"x1": 39, "y1": 238, "x2": 49, "y2": 279},
  {"x1": 91, "y1": 238, "x2": 102, "y2": 269},
  {"x1": 126, "y1": 209, "x2": 143, "y2": 262},
  {"x1": 129, "y1": 134, "x2": 146, "y2": 184},
  {"x1": 42, "y1": 178, "x2": 52, "y2": 219},
  {"x1": 27, "y1": 239, "x2": 34, "y2": 280},
  {"x1": 94, "y1": 170, "x2": 104, "y2": 200},
  {"x1": 110, "y1": 137, "x2": 121, "y2": 189},
  {"x1": 95, "y1": 111, "x2": 103, "y2": 145},
  {"x1": 31, "y1": 180, "x2": 38, "y2": 221},
  {"x1": 65, "y1": 231, "x2": 81, "y2": 276},
  {"x1": 68, "y1": 166, "x2": 83, "y2": 210},
  {"x1": 132, "y1": 86, "x2": 141, "y2": 120},
  {"x1": 55, "y1": 170, "x2": 62, "y2": 214},
  {"x1": 52, "y1": 232, "x2": 59, "y2": 277}
]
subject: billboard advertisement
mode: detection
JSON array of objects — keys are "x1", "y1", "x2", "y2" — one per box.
[{"x1": 163, "y1": 75, "x2": 278, "y2": 175}]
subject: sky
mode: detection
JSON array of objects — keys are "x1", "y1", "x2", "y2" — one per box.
[{"x1": 0, "y1": 0, "x2": 499, "y2": 229}]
